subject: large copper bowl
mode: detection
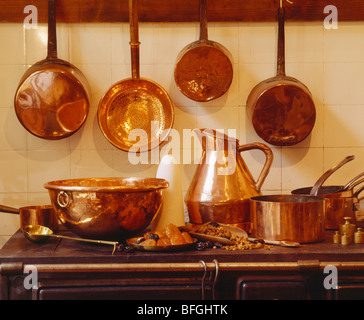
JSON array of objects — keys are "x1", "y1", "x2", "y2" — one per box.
[{"x1": 44, "y1": 177, "x2": 168, "y2": 240}]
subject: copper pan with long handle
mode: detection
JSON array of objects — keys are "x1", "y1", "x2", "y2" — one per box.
[
  {"x1": 14, "y1": 0, "x2": 90, "y2": 140},
  {"x1": 98, "y1": 0, "x2": 174, "y2": 152},
  {"x1": 246, "y1": 6, "x2": 316, "y2": 146},
  {"x1": 174, "y1": 0, "x2": 233, "y2": 102},
  {"x1": 0, "y1": 204, "x2": 58, "y2": 231}
]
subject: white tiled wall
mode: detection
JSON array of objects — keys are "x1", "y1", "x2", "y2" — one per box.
[{"x1": 1, "y1": 20, "x2": 364, "y2": 247}]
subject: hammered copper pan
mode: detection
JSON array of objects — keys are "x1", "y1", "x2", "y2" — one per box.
[
  {"x1": 98, "y1": 0, "x2": 174, "y2": 152},
  {"x1": 246, "y1": 7, "x2": 316, "y2": 146},
  {"x1": 174, "y1": 0, "x2": 233, "y2": 102},
  {"x1": 14, "y1": 0, "x2": 90, "y2": 140}
]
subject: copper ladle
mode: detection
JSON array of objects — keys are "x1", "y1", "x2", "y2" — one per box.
[{"x1": 23, "y1": 225, "x2": 118, "y2": 254}]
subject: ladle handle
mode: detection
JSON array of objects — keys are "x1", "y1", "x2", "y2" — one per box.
[
  {"x1": 277, "y1": 7, "x2": 285, "y2": 76},
  {"x1": 51, "y1": 234, "x2": 116, "y2": 246},
  {"x1": 47, "y1": 0, "x2": 58, "y2": 59},
  {"x1": 237, "y1": 143, "x2": 274, "y2": 192},
  {"x1": 199, "y1": 0, "x2": 208, "y2": 41},
  {"x1": 50, "y1": 234, "x2": 118, "y2": 254},
  {"x1": 310, "y1": 155, "x2": 355, "y2": 196},
  {"x1": 129, "y1": 0, "x2": 140, "y2": 80}
]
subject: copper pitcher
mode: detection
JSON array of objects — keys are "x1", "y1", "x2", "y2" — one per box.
[{"x1": 185, "y1": 129, "x2": 273, "y2": 232}]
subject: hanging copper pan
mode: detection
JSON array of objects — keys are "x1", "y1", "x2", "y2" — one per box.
[
  {"x1": 174, "y1": 0, "x2": 233, "y2": 102},
  {"x1": 246, "y1": 7, "x2": 316, "y2": 146},
  {"x1": 98, "y1": 0, "x2": 174, "y2": 152},
  {"x1": 14, "y1": 0, "x2": 90, "y2": 140}
]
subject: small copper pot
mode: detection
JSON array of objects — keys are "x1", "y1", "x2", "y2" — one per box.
[{"x1": 0, "y1": 204, "x2": 59, "y2": 231}]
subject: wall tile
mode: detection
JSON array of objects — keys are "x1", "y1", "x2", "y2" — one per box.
[
  {"x1": 324, "y1": 105, "x2": 364, "y2": 147},
  {"x1": 0, "y1": 23, "x2": 25, "y2": 65},
  {"x1": 324, "y1": 22, "x2": 364, "y2": 63},
  {"x1": 282, "y1": 147, "x2": 324, "y2": 190},
  {"x1": 324, "y1": 62, "x2": 364, "y2": 105},
  {"x1": 69, "y1": 23, "x2": 111, "y2": 64}
]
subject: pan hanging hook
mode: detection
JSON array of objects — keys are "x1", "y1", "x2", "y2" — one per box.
[{"x1": 280, "y1": 0, "x2": 293, "y2": 8}]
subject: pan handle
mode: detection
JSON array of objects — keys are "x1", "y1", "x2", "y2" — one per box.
[
  {"x1": 47, "y1": 0, "x2": 58, "y2": 60},
  {"x1": 0, "y1": 204, "x2": 19, "y2": 214},
  {"x1": 199, "y1": 0, "x2": 208, "y2": 41},
  {"x1": 344, "y1": 172, "x2": 364, "y2": 190},
  {"x1": 129, "y1": 0, "x2": 140, "y2": 80},
  {"x1": 237, "y1": 143, "x2": 274, "y2": 192},
  {"x1": 277, "y1": 7, "x2": 286, "y2": 77},
  {"x1": 310, "y1": 155, "x2": 355, "y2": 196}
]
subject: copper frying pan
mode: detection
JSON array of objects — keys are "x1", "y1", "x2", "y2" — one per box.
[
  {"x1": 246, "y1": 7, "x2": 316, "y2": 146},
  {"x1": 98, "y1": 0, "x2": 174, "y2": 152},
  {"x1": 174, "y1": 0, "x2": 233, "y2": 102},
  {"x1": 14, "y1": 0, "x2": 90, "y2": 140}
]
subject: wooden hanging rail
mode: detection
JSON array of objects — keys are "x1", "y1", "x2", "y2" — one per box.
[{"x1": 0, "y1": 0, "x2": 364, "y2": 23}]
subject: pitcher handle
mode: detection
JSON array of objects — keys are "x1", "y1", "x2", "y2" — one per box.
[{"x1": 237, "y1": 143, "x2": 274, "y2": 192}]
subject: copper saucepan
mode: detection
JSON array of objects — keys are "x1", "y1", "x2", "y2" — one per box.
[
  {"x1": 250, "y1": 194, "x2": 326, "y2": 243},
  {"x1": 174, "y1": 0, "x2": 233, "y2": 102},
  {"x1": 0, "y1": 204, "x2": 58, "y2": 231},
  {"x1": 246, "y1": 7, "x2": 316, "y2": 146},
  {"x1": 14, "y1": 0, "x2": 90, "y2": 140},
  {"x1": 98, "y1": 0, "x2": 174, "y2": 152},
  {"x1": 292, "y1": 173, "x2": 364, "y2": 230}
]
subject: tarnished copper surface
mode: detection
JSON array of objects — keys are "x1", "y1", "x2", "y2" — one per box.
[
  {"x1": 174, "y1": 0, "x2": 233, "y2": 102},
  {"x1": 246, "y1": 7, "x2": 316, "y2": 146},
  {"x1": 185, "y1": 129, "x2": 273, "y2": 233},
  {"x1": 175, "y1": 42, "x2": 233, "y2": 102},
  {"x1": 247, "y1": 82, "x2": 316, "y2": 146},
  {"x1": 44, "y1": 177, "x2": 168, "y2": 240},
  {"x1": 250, "y1": 195, "x2": 326, "y2": 243},
  {"x1": 98, "y1": 0, "x2": 174, "y2": 152}
]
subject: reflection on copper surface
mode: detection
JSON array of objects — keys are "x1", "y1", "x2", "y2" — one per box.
[
  {"x1": 98, "y1": 79, "x2": 174, "y2": 152},
  {"x1": 185, "y1": 129, "x2": 273, "y2": 233},
  {"x1": 44, "y1": 177, "x2": 169, "y2": 240},
  {"x1": 15, "y1": 67, "x2": 89, "y2": 139}
]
